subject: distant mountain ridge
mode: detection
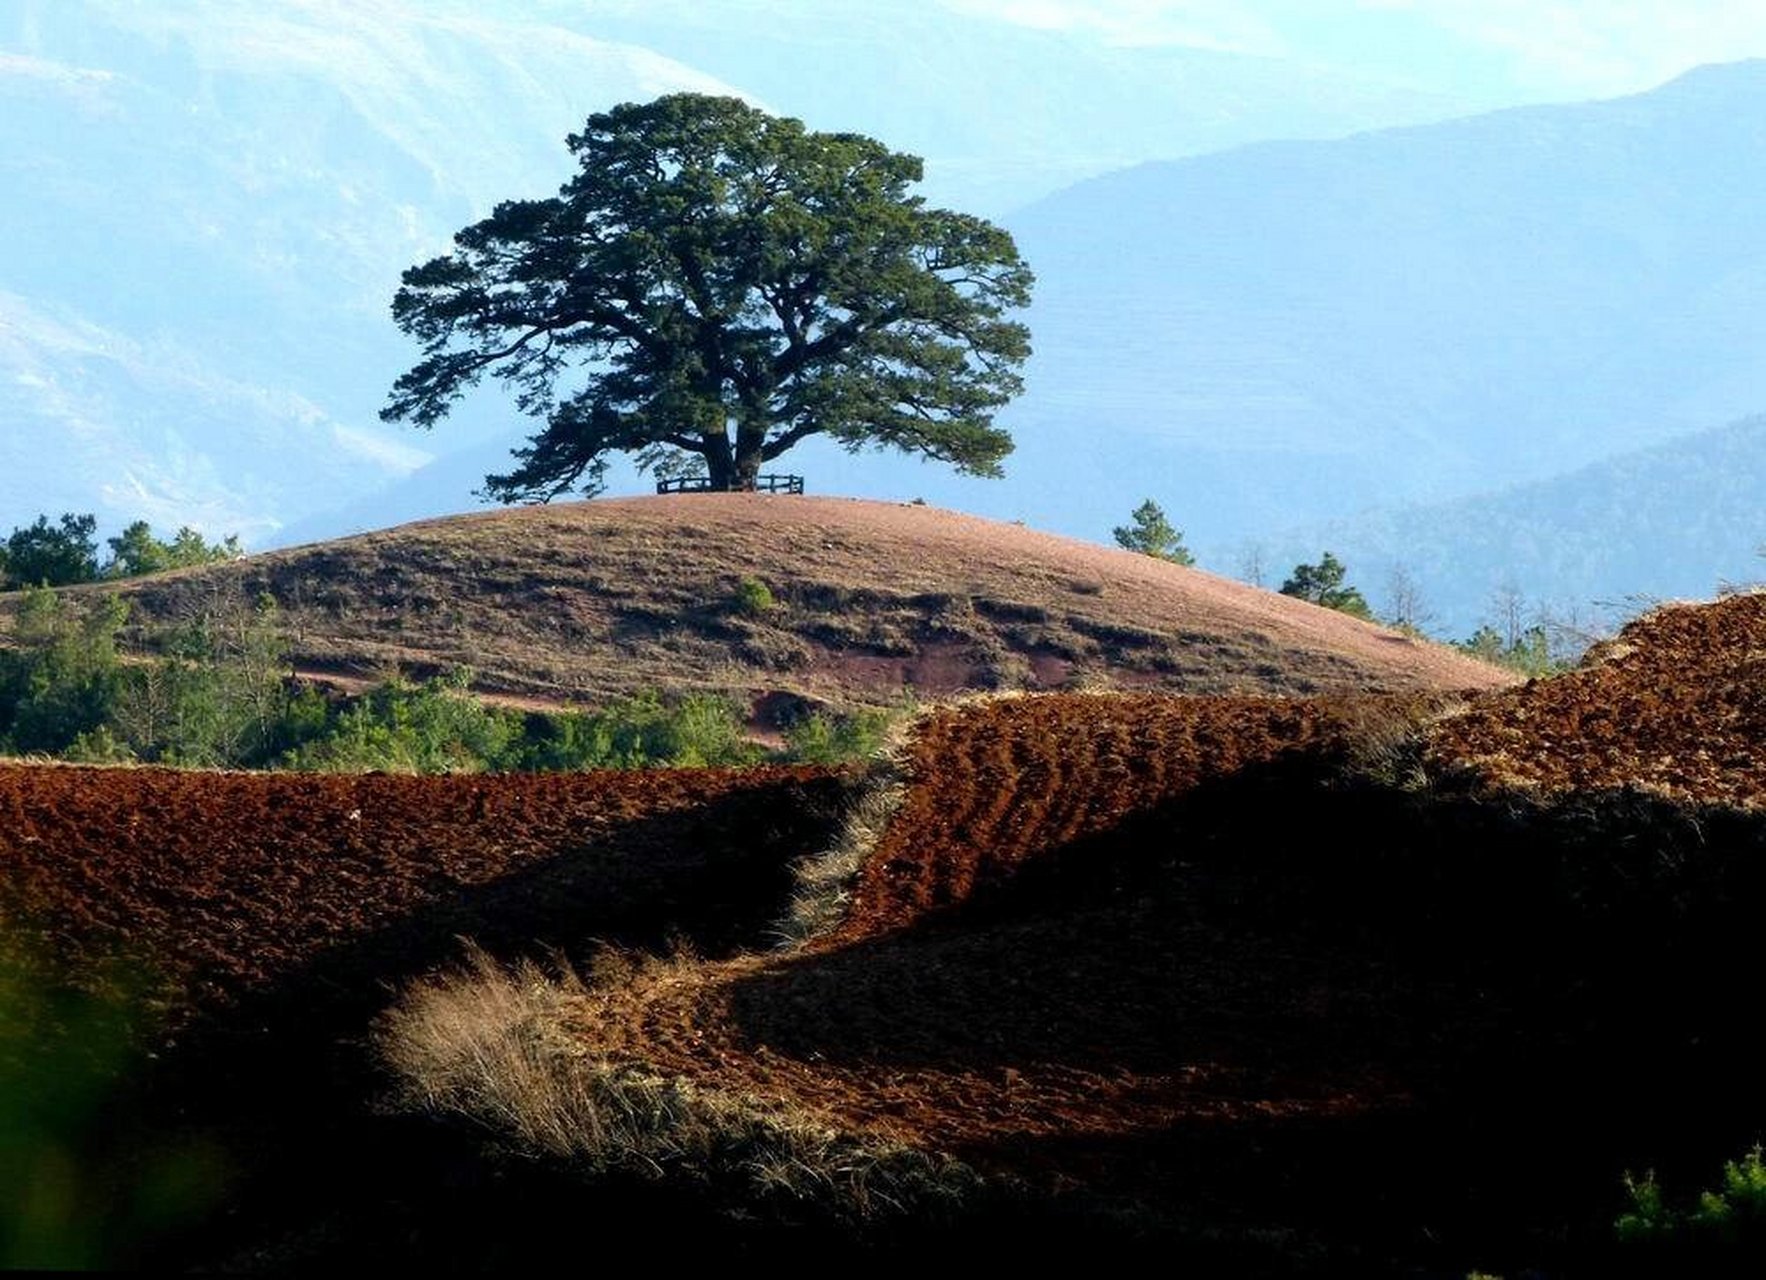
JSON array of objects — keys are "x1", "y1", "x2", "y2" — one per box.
[
  {"x1": 1265, "y1": 412, "x2": 1766, "y2": 636},
  {"x1": 999, "y1": 58, "x2": 1766, "y2": 548},
  {"x1": 0, "y1": 0, "x2": 742, "y2": 537}
]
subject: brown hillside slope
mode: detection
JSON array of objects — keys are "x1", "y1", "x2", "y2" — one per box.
[{"x1": 55, "y1": 496, "x2": 1508, "y2": 708}]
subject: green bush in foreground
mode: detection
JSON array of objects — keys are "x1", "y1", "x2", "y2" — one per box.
[
  {"x1": 0, "y1": 948, "x2": 226, "y2": 1269},
  {"x1": 1617, "y1": 1145, "x2": 1766, "y2": 1261}
]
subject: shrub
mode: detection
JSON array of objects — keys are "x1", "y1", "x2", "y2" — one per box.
[
  {"x1": 1617, "y1": 1145, "x2": 1766, "y2": 1260},
  {"x1": 1112, "y1": 499, "x2": 1195, "y2": 566},
  {"x1": 783, "y1": 707, "x2": 892, "y2": 765},
  {"x1": 282, "y1": 672, "x2": 520, "y2": 773},
  {"x1": 0, "y1": 587, "x2": 127, "y2": 754},
  {"x1": 516, "y1": 690, "x2": 760, "y2": 771},
  {"x1": 732, "y1": 575, "x2": 776, "y2": 617},
  {"x1": 1279, "y1": 552, "x2": 1373, "y2": 620}
]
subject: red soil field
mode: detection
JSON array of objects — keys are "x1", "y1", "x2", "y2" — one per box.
[
  {"x1": 558, "y1": 694, "x2": 1451, "y2": 1159},
  {"x1": 837, "y1": 691, "x2": 1404, "y2": 939},
  {"x1": 11, "y1": 593, "x2": 1764, "y2": 1265},
  {"x1": 1430, "y1": 590, "x2": 1766, "y2": 807},
  {"x1": 540, "y1": 656, "x2": 1766, "y2": 1263},
  {"x1": 0, "y1": 763, "x2": 847, "y2": 1025}
]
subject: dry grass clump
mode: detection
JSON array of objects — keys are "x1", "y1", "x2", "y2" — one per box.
[
  {"x1": 376, "y1": 945, "x2": 981, "y2": 1224},
  {"x1": 774, "y1": 779, "x2": 906, "y2": 947},
  {"x1": 773, "y1": 704, "x2": 930, "y2": 947},
  {"x1": 1329, "y1": 692, "x2": 1469, "y2": 790}
]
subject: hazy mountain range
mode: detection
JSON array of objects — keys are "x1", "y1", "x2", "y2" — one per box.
[
  {"x1": 4, "y1": 1, "x2": 1766, "y2": 636},
  {"x1": 1269, "y1": 412, "x2": 1766, "y2": 637}
]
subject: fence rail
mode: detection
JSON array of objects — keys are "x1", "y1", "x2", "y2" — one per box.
[{"x1": 655, "y1": 474, "x2": 805, "y2": 495}]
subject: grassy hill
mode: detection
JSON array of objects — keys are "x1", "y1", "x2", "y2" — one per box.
[{"x1": 71, "y1": 495, "x2": 1508, "y2": 714}]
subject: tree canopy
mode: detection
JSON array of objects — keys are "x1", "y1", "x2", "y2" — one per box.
[
  {"x1": 104, "y1": 521, "x2": 241, "y2": 579},
  {"x1": 1112, "y1": 499, "x2": 1194, "y2": 566},
  {"x1": 1279, "y1": 552, "x2": 1373, "y2": 620},
  {"x1": 1, "y1": 515, "x2": 240, "y2": 591},
  {"x1": 3, "y1": 514, "x2": 99, "y2": 588},
  {"x1": 382, "y1": 93, "x2": 1035, "y2": 495}
]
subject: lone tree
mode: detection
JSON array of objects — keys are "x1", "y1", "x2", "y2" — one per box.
[
  {"x1": 1112, "y1": 499, "x2": 1194, "y2": 566},
  {"x1": 383, "y1": 94, "x2": 1035, "y2": 496},
  {"x1": 1279, "y1": 551, "x2": 1373, "y2": 620}
]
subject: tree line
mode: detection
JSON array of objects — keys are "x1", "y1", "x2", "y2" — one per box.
[
  {"x1": 0, "y1": 513, "x2": 240, "y2": 591},
  {"x1": 1113, "y1": 498, "x2": 1581, "y2": 675},
  {"x1": 0, "y1": 585, "x2": 888, "y2": 772}
]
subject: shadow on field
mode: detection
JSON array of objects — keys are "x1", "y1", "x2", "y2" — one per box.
[
  {"x1": 109, "y1": 776, "x2": 847, "y2": 1269},
  {"x1": 34, "y1": 750, "x2": 1766, "y2": 1271},
  {"x1": 716, "y1": 759, "x2": 1766, "y2": 1270}
]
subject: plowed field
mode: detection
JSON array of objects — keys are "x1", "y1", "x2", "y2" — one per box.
[
  {"x1": 1430, "y1": 591, "x2": 1766, "y2": 806},
  {"x1": 557, "y1": 694, "x2": 1453, "y2": 1155},
  {"x1": 838, "y1": 691, "x2": 1407, "y2": 939},
  {"x1": 13, "y1": 590, "x2": 1766, "y2": 1269},
  {"x1": 0, "y1": 763, "x2": 846, "y2": 1025},
  {"x1": 527, "y1": 678, "x2": 1766, "y2": 1267}
]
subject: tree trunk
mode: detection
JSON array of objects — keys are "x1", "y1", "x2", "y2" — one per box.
[
  {"x1": 732, "y1": 413, "x2": 766, "y2": 491},
  {"x1": 733, "y1": 448, "x2": 762, "y2": 491},
  {"x1": 702, "y1": 432, "x2": 736, "y2": 490}
]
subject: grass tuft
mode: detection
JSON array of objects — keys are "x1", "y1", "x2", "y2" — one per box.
[
  {"x1": 376, "y1": 945, "x2": 981, "y2": 1224},
  {"x1": 771, "y1": 702, "x2": 927, "y2": 946},
  {"x1": 774, "y1": 779, "x2": 906, "y2": 947}
]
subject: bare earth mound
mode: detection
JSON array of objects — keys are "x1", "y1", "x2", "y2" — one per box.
[
  {"x1": 68, "y1": 496, "x2": 1508, "y2": 709},
  {"x1": 1430, "y1": 590, "x2": 1766, "y2": 807}
]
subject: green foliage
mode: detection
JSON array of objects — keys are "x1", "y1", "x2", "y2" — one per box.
[
  {"x1": 1456, "y1": 623, "x2": 1558, "y2": 677},
  {"x1": 282, "y1": 671, "x2": 519, "y2": 774},
  {"x1": 1112, "y1": 499, "x2": 1195, "y2": 566},
  {"x1": 3, "y1": 514, "x2": 100, "y2": 588},
  {"x1": 1, "y1": 586, "x2": 765, "y2": 773},
  {"x1": 62, "y1": 725, "x2": 135, "y2": 765},
  {"x1": 0, "y1": 587, "x2": 127, "y2": 754},
  {"x1": 283, "y1": 682, "x2": 760, "y2": 774},
  {"x1": 103, "y1": 521, "x2": 239, "y2": 579},
  {"x1": 523, "y1": 691, "x2": 760, "y2": 770},
  {"x1": 0, "y1": 947, "x2": 227, "y2": 1268},
  {"x1": 1, "y1": 513, "x2": 239, "y2": 590},
  {"x1": 384, "y1": 92, "x2": 1034, "y2": 495},
  {"x1": 108, "y1": 594, "x2": 292, "y2": 766},
  {"x1": 1617, "y1": 1146, "x2": 1766, "y2": 1261},
  {"x1": 783, "y1": 707, "x2": 892, "y2": 765},
  {"x1": 733, "y1": 575, "x2": 777, "y2": 617},
  {"x1": 1279, "y1": 552, "x2": 1373, "y2": 620}
]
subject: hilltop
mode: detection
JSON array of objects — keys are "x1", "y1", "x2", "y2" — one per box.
[{"x1": 75, "y1": 496, "x2": 1509, "y2": 713}]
